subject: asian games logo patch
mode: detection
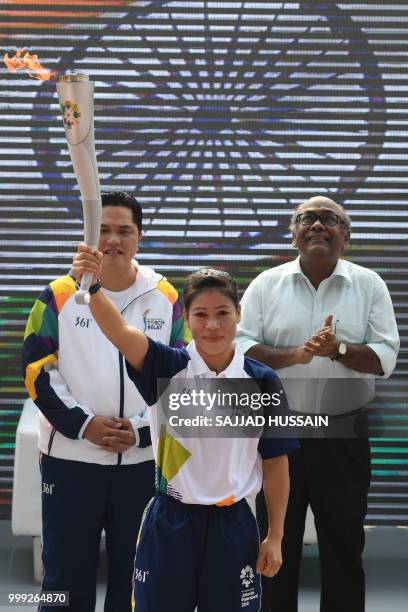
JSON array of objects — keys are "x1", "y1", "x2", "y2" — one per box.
[
  {"x1": 240, "y1": 565, "x2": 254, "y2": 588},
  {"x1": 240, "y1": 565, "x2": 258, "y2": 608},
  {"x1": 143, "y1": 309, "x2": 165, "y2": 332},
  {"x1": 60, "y1": 100, "x2": 81, "y2": 129}
]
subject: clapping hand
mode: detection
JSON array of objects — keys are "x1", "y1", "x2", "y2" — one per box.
[{"x1": 303, "y1": 314, "x2": 340, "y2": 359}]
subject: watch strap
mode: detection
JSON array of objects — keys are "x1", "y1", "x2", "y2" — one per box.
[{"x1": 75, "y1": 279, "x2": 102, "y2": 295}]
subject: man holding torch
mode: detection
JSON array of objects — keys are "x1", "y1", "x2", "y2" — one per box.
[{"x1": 22, "y1": 191, "x2": 185, "y2": 611}]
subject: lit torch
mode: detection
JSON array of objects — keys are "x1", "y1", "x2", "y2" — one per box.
[
  {"x1": 3, "y1": 51, "x2": 101, "y2": 304},
  {"x1": 4, "y1": 49, "x2": 57, "y2": 80},
  {"x1": 57, "y1": 72, "x2": 101, "y2": 305}
]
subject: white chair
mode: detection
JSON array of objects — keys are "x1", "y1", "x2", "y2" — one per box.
[{"x1": 12, "y1": 398, "x2": 42, "y2": 581}]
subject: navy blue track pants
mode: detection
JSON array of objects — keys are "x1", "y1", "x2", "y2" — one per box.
[
  {"x1": 132, "y1": 493, "x2": 261, "y2": 612},
  {"x1": 40, "y1": 454, "x2": 155, "y2": 612}
]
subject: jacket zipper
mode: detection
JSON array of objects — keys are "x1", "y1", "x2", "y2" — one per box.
[
  {"x1": 117, "y1": 351, "x2": 125, "y2": 466},
  {"x1": 47, "y1": 427, "x2": 56, "y2": 455}
]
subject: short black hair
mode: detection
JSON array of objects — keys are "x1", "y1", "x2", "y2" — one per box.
[
  {"x1": 182, "y1": 268, "x2": 239, "y2": 311},
  {"x1": 101, "y1": 191, "x2": 142, "y2": 232}
]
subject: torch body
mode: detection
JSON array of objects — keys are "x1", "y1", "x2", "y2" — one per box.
[{"x1": 57, "y1": 73, "x2": 101, "y2": 304}]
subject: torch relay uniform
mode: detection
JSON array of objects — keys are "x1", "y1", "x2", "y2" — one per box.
[
  {"x1": 22, "y1": 265, "x2": 184, "y2": 612},
  {"x1": 126, "y1": 339, "x2": 299, "y2": 612}
]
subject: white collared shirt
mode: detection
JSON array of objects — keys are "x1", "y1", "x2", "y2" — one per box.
[
  {"x1": 126, "y1": 339, "x2": 298, "y2": 504},
  {"x1": 237, "y1": 257, "x2": 400, "y2": 414},
  {"x1": 183, "y1": 340, "x2": 247, "y2": 379}
]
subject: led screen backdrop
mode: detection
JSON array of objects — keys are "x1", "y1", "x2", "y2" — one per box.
[{"x1": 0, "y1": 1, "x2": 407, "y2": 523}]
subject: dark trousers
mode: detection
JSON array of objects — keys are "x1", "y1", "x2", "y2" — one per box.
[
  {"x1": 257, "y1": 437, "x2": 371, "y2": 612},
  {"x1": 133, "y1": 493, "x2": 261, "y2": 612},
  {"x1": 40, "y1": 454, "x2": 155, "y2": 612}
]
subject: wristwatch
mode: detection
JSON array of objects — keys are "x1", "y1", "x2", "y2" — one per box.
[
  {"x1": 331, "y1": 341, "x2": 347, "y2": 361},
  {"x1": 75, "y1": 278, "x2": 102, "y2": 295}
]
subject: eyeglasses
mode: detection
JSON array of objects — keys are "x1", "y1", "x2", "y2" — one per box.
[{"x1": 295, "y1": 211, "x2": 348, "y2": 228}]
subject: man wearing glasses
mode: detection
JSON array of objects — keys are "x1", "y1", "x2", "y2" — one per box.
[{"x1": 237, "y1": 196, "x2": 399, "y2": 612}]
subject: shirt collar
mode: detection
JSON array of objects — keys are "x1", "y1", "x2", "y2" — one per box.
[
  {"x1": 330, "y1": 258, "x2": 352, "y2": 284},
  {"x1": 186, "y1": 340, "x2": 245, "y2": 378},
  {"x1": 281, "y1": 257, "x2": 304, "y2": 278},
  {"x1": 282, "y1": 256, "x2": 351, "y2": 285}
]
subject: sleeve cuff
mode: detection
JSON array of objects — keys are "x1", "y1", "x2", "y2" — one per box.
[
  {"x1": 129, "y1": 418, "x2": 151, "y2": 448},
  {"x1": 78, "y1": 412, "x2": 95, "y2": 439},
  {"x1": 236, "y1": 337, "x2": 260, "y2": 355},
  {"x1": 258, "y1": 438, "x2": 300, "y2": 460},
  {"x1": 366, "y1": 342, "x2": 398, "y2": 379},
  {"x1": 137, "y1": 426, "x2": 152, "y2": 448}
]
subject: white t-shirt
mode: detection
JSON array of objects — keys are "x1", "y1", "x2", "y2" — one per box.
[{"x1": 126, "y1": 340, "x2": 298, "y2": 505}]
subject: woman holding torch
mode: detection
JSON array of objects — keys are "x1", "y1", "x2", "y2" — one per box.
[{"x1": 73, "y1": 245, "x2": 298, "y2": 612}]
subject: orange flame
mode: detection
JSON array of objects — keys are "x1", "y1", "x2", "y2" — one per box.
[{"x1": 3, "y1": 49, "x2": 57, "y2": 81}]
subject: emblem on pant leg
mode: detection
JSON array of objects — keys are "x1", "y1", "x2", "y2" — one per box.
[
  {"x1": 42, "y1": 482, "x2": 55, "y2": 495},
  {"x1": 240, "y1": 565, "x2": 254, "y2": 588},
  {"x1": 134, "y1": 568, "x2": 149, "y2": 583},
  {"x1": 240, "y1": 565, "x2": 258, "y2": 608}
]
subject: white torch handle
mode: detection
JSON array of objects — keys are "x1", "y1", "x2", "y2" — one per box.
[{"x1": 57, "y1": 75, "x2": 101, "y2": 305}]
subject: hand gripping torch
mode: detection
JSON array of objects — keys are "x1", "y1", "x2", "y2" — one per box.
[{"x1": 57, "y1": 71, "x2": 102, "y2": 305}]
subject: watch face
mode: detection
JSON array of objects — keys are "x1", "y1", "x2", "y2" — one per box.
[{"x1": 339, "y1": 342, "x2": 347, "y2": 355}]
